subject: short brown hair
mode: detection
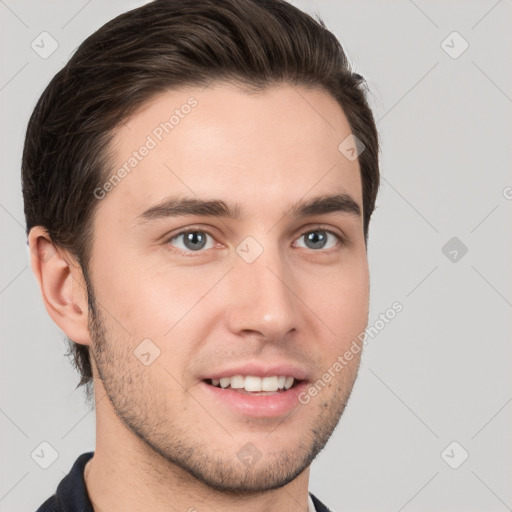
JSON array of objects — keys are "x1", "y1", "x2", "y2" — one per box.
[{"x1": 22, "y1": 0, "x2": 380, "y2": 396}]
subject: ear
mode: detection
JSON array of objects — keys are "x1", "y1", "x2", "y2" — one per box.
[{"x1": 28, "y1": 226, "x2": 92, "y2": 346}]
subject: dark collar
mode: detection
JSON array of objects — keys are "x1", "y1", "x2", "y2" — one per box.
[{"x1": 36, "y1": 451, "x2": 332, "y2": 512}]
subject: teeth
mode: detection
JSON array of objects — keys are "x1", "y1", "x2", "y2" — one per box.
[
  {"x1": 230, "y1": 375, "x2": 245, "y2": 389},
  {"x1": 284, "y1": 376, "x2": 294, "y2": 390},
  {"x1": 245, "y1": 375, "x2": 262, "y2": 392},
  {"x1": 210, "y1": 375, "x2": 296, "y2": 392},
  {"x1": 261, "y1": 376, "x2": 278, "y2": 391}
]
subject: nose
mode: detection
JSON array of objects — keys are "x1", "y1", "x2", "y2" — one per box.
[{"x1": 225, "y1": 242, "x2": 300, "y2": 342}]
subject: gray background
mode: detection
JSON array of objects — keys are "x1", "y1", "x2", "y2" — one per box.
[{"x1": 1, "y1": 1, "x2": 511, "y2": 511}]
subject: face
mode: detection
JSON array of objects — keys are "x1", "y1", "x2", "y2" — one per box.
[{"x1": 86, "y1": 82, "x2": 369, "y2": 493}]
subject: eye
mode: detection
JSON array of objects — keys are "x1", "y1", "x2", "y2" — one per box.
[
  {"x1": 168, "y1": 230, "x2": 215, "y2": 252},
  {"x1": 294, "y1": 229, "x2": 341, "y2": 250}
]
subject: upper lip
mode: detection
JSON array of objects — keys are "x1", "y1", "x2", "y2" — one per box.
[{"x1": 202, "y1": 362, "x2": 309, "y2": 381}]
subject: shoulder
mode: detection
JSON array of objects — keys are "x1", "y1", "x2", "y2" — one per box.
[
  {"x1": 310, "y1": 491, "x2": 333, "y2": 512},
  {"x1": 34, "y1": 451, "x2": 94, "y2": 512},
  {"x1": 35, "y1": 494, "x2": 59, "y2": 512}
]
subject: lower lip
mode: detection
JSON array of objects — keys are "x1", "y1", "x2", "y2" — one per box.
[{"x1": 200, "y1": 380, "x2": 309, "y2": 418}]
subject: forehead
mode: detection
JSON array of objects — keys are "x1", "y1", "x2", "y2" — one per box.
[{"x1": 98, "y1": 82, "x2": 362, "y2": 222}]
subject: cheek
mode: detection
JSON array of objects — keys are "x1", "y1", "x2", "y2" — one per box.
[
  {"x1": 94, "y1": 257, "x2": 225, "y2": 340},
  {"x1": 309, "y1": 261, "x2": 369, "y2": 343}
]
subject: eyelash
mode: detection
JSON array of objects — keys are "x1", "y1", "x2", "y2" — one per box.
[{"x1": 166, "y1": 226, "x2": 344, "y2": 255}]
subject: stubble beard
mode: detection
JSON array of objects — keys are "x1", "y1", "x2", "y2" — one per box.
[{"x1": 87, "y1": 297, "x2": 358, "y2": 495}]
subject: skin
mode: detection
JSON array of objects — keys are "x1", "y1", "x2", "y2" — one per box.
[{"x1": 29, "y1": 82, "x2": 369, "y2": 512}]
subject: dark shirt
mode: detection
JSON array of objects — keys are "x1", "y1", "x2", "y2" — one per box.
[{"x1": 35, "y1": 451, "x2": 332, "y2": 512}]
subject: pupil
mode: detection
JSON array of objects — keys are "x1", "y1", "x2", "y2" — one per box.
[
  {"x1": 306, "y1": 231, "x2": 326, "y2": 249},
  {"x1": 185, "y1": 231, "x2": 206, "y2": 250}
]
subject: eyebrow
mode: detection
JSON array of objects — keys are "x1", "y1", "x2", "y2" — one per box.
[{"x1": 135, "y1": 192, "x2": 361, "y2": 224}]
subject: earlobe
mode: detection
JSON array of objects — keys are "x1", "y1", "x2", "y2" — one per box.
[{"x1": 28, "y1": 227, "x2": 92, "y2": 346}]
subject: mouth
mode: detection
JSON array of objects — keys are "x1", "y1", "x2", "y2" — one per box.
[
  {"x1": 200, "y1": 376, "x2": 309, "y2": 418},
  {"x1": 203, "y1": 375, "x2": 304, "y2": 396},
  {"x1": 198, "y1": 363, "x2": 310, "y2": 417},
  {"x1": 203, "y1": 375, "x2": 305, "y2": 395}
]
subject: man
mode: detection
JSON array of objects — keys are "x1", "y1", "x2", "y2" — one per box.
[{"x1": 24, "y1": 0, "x2": 379, "y2": 510}]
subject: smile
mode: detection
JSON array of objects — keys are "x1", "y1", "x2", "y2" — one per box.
[{"x1": 206, "y1": 375, "x2": 297, "y2": 393}]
